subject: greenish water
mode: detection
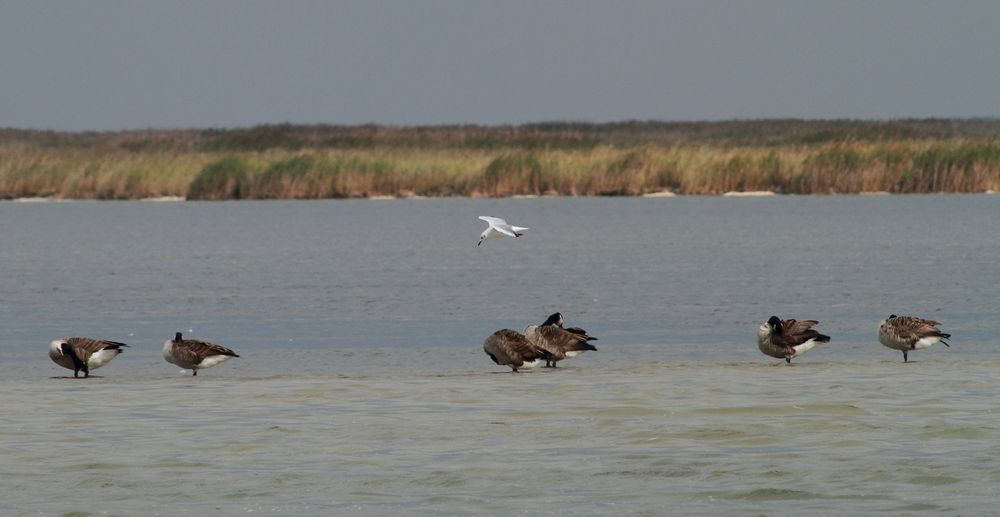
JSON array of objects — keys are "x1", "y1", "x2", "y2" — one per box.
[
  {"x1": 2, "y1": 356, "x2": 998, "y2": 515},
  {"x1": 0, "y1": 196, "x2": 998, "y2": 515}
]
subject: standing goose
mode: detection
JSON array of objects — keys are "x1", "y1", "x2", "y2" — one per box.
[
  {"x1": 757, "y1": 316, "x2": 831, "y2": 364},
  {"x1": 878, "y1": 315, "x2": 950, "y2": 362},
  {"x1": 483, "y1": 329, "x2": 552, "y2": 373},
  {"x1": 163, "y1": 332, "x2": 239, "y2": 376},
  {"x1": 525, "y1": 313, "x2": 598, "y2": 368},
  {"x1": 49, "y1": 337, "x2": 130, "y2": 378}
]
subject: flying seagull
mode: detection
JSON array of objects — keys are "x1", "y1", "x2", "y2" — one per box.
[
  {"x1": 878, "y1": 315, "x2": 950, "y2": 362},
  {"x1": 757, "y1": 316, "x2": 831, "y2": 364},
  {"x1": 478, "y1": 216, "x2": 528, "y2": 246},
  {"x1": 49, "y1": 337, "x2": 130, "y2": 378}
]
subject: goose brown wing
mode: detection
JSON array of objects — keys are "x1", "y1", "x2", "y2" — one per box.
[
  {"x1": 770, "y1": 320, "x2": 828, "y2": 347},
  {"x1": 890, "y1": 316, "x2": 949, "y2": 341},
  {"x1": 496, "y1": 330, "x2": 551, "y2": 362},
  {"x1": 781, "y1": 319, "x2": 817, "y2": 334},
  {"x1": 484, "y1": 330, "x2": 551, "y2": 367},
  {"x1": 766, "y1": 332, "x2": 800, "y2": 351},
  {"x1": 563, "y1": 326, "x2": 598, "y2": 341},
  {"x1": 65, "y1": 337, "x2": 128, "y2": 360},
  {"x1": 904, "y1": 316, "x2": 942, "y2": 328},
  {"x1": 181, "y1": 339, "x2": 240, "y2": 359},
  {"x1": 534, "y1": 326, "x2": 598, "y2": 353}
]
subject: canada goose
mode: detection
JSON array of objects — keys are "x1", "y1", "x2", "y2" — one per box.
[
  {"x1": 540, "y1": 312, "x2": 598, "y2": 343},
  {"x1": 757, "y1": 316, "x2": 831, "y2": 364},
  {"x1": 483, "y1": 329, "x2": 552, "y2": 372},
  {"x1": 525, "y1": 313, "x2": 598, "y2": 368},
  {"x1": 878, "y1": 315, "x2": 950, "y2": 362},
  {"x1": 478, "y1": 216, "x2": 528, "y2": 246},
  {"x1": 49, "y1": 337, "x2": 129, "y2": 378},
  {"x1": 163, "y1": 332, "x2": 239, "y2": 376}
]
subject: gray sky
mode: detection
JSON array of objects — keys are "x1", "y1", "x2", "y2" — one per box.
[{"x1": 1, "y1": 1, "x2": 998, "y2": 130}]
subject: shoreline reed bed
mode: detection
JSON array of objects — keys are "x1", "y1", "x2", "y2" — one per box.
[{"x1": 2, "y1": 122, "x2": 999, "y2": 199}]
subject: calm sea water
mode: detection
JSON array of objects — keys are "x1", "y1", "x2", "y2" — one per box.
[{"x1": 1, "y1": 196, "x2": 998, "y2": 515}]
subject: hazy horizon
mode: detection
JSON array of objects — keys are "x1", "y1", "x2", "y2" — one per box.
[
  {"x1": 5, "y1": 117, "x2": 1000, "y2": 135},
  {"x1": 2, "y1": 1, "x2": 998, "y2": 131}
]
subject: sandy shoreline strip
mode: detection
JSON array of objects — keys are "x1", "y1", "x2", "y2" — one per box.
[
  {"x1": 642, "y1": 190, "x2": 677, "y2": 198},
  {"x1": 722, "y1": 191, "x2": 775, "y2": 197},
  {"x1": 139, "y1": 196, "x2": 185, "y2": 202}
]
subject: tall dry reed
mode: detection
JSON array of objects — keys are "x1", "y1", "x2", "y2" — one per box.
[{"x1": 2, "y1": 122, "x2": 998, "y2": 199}]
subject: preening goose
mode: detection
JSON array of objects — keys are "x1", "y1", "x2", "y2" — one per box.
[
  {"x1": 757, "y1": 316, "x2": 830, "y2": 364},
  {"x1": 49, "y1": 337, "x2": 129, "y2": 378},
  {"x1": 525, "y1": 313, "x2": 598, "y2": 368},
  {"x1": 540, "y1": 312, "x2": 598, "y2": 343},
  {"x1": 483, "y1": 329, "x2": 552, "y2": 372}
]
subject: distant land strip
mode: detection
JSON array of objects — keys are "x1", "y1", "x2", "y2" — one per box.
[{"x1": 1, "y1": 119, "x2": 998, "y2": 200}]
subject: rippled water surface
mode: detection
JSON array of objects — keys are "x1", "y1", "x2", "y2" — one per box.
[{"x1": 1, "y1": 196, "x2": 998, "y2": 515}]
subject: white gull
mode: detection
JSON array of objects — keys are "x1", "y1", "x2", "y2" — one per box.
[{"x1": 478, "y1": 216, "x2": 528, "y2": 246}]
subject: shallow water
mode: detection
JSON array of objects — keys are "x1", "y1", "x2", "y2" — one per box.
[{"x1": 1, "y1": 196, "x2": 998, "y2": 515}]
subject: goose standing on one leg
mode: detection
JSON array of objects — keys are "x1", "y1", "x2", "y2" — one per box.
[
  {"x1": 49, "y1": 337, "x2": 130, "y2": 378},
  {"x1": 541, "y1": 312, "x2": 598, "y2": 342},
  {"x1": 483, "y1": 329, "x2": 552, "y2": 373},
  {"x1": 757, "y1": 316, "x2": 831, "y2": 364},
  {"x1": 878, "y1": 315, "x2": 951, "y2": 363},
  {"x1": 536, "y1": 312, "x2": 597, "y2": 368},
  {"x1": 163, "y1": 332, "x2": 239, "y2": 376},
  {"x1": 525, "y1": 313, "x2": 598, "y2": 368}
]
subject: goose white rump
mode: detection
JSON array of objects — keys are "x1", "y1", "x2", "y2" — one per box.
[{"x1": 478, "y1": 216, "x2": 528, "y2": 246}]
